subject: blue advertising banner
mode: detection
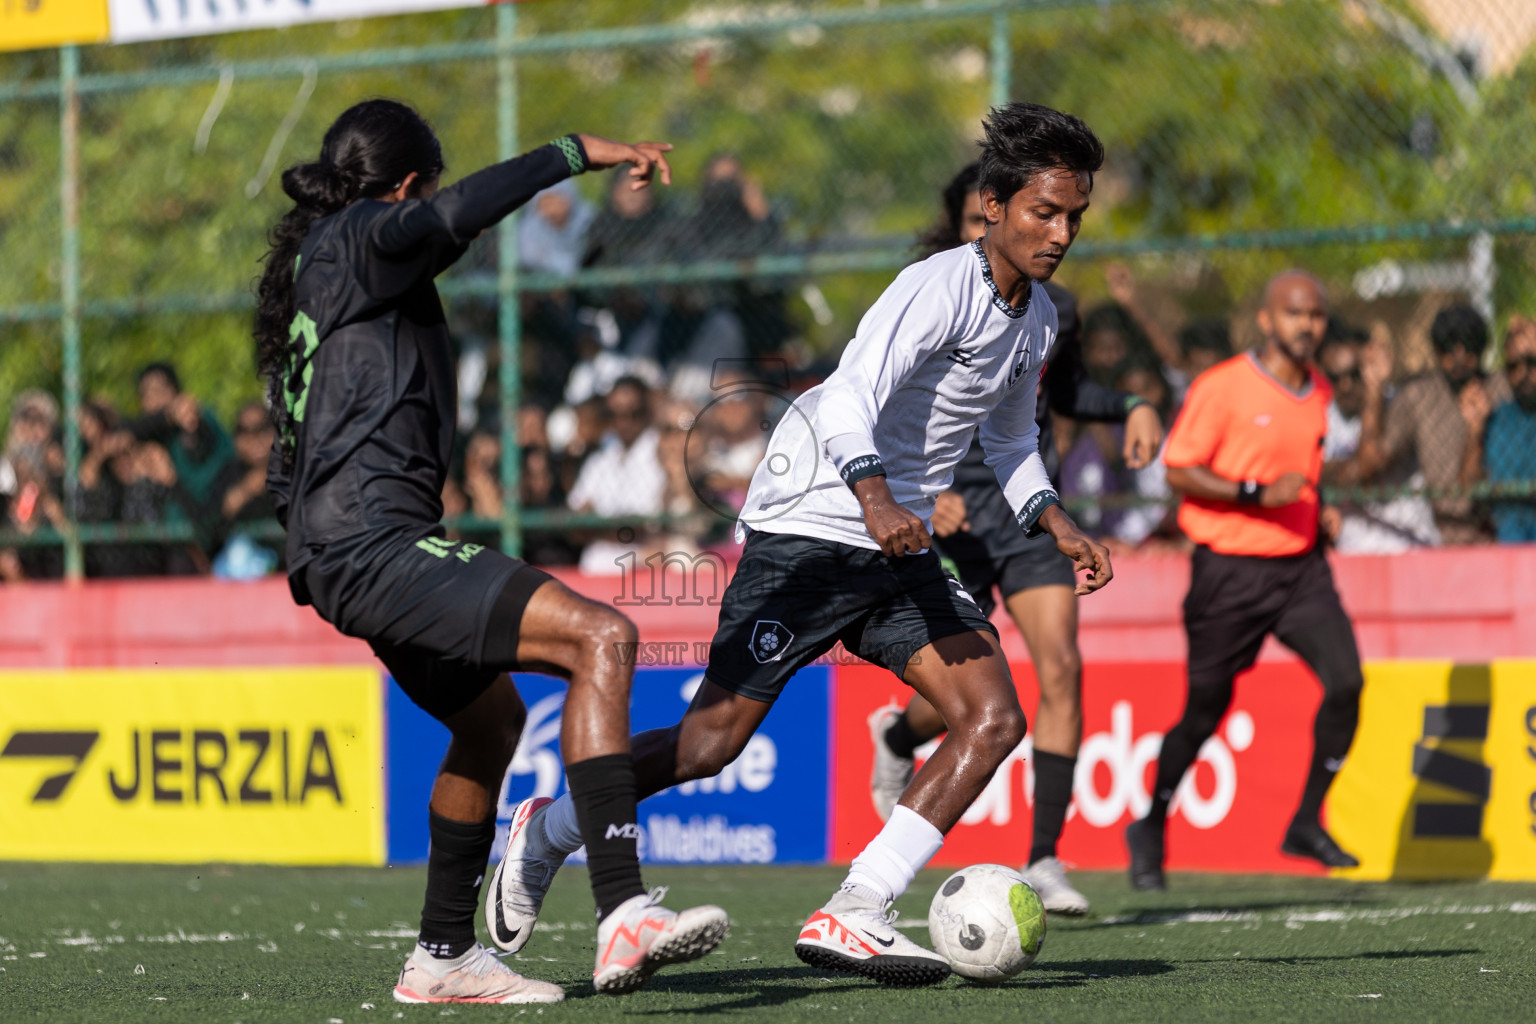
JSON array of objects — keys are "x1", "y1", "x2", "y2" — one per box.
[{"x1": 386, "y1": 666, "x2": 831, "y2": 865}]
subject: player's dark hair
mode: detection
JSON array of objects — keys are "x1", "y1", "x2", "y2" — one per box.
[
  {"x1": 916, "y1": 162, "x2": 981, "y2": 257},
  {"x1": 977, "y1": 102, "x2": 1104, "y2": 206},
  {"x1": 1430, "y1": 304, "x2": 1488, "y2": 356},
  {"x1": 137, "y1": 361, "x2": 181, "y2": 393},
  {"x1": 254, "y1": 99, "x2": 445, "y2": 468}
]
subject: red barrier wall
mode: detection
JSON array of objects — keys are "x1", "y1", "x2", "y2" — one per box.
[{"x1": 2, "y1": 545, "x2": 1533, "y2": 668}]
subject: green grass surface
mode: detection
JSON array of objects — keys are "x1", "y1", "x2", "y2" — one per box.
[{"x1": 0, "y1": 863, "x2": 1532, "y2": 1023}]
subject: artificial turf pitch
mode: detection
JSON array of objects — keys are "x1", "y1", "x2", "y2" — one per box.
[{"x1": 0, "y1": 863, "x2": 1531, "y2": 1023}]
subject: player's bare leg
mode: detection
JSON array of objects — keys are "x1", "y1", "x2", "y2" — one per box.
[
  {"x1": 483, "y1": 580, "x2": 727, "y2": 993},
  {"x1": 395, "y1": 678, "x2": 564, "y2": 1005},
  {"x1": 799, "y1": 631, "x2": 1026, "y2": 986},
  {"x1": 1008, "y1": 584, "x2": 1091, "y2": 914}
]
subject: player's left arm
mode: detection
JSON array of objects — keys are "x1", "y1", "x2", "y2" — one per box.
[
  {"x1": 980, "y1": 364, "x2": 1113, "y2": 594},
  {"x1": 1042, "y1": 337, "x2": 1163, "y2": 468}
]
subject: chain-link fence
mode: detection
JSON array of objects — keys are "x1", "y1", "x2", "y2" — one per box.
[{"x1": 3, "y1": 0, "x2": 1535, "y2": 580}]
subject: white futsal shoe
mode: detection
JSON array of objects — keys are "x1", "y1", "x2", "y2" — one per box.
[
  {"x1": 485, "y1": 796, "x2": 563, "y2": 954},
  {"x1": 794, "y1": 889, "x2": 950, "y2": 987},
  {"x1": 592, "y1": 888, "x2": 731, "y2": 995},
  {"x1": 1019, "y1": 855, "x2": 1091, "y2": 916},
  {"x1": 393, "y1": 943, "x2": 564, "y2": 1004},
  {"x1": 868, "y1": 705, "x2": 914, "y2": 822}
]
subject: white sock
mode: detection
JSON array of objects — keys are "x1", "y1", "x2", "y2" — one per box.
[
  {"x1": 840, "y1": 805, "x2": 944, "y2": 904},
  {"x1": 540, "y1": 793, "x2": 584, "y2": 853}
]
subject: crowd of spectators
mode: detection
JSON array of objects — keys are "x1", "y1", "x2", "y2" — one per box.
[{"x1": 4, "y1": 161, "x2": 1536, "y2": 581}]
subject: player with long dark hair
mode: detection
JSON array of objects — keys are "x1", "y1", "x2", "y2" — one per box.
[
  {"x1": 868, "y1": 163, "x2": 1164, "y2": 916},
  {"x1": 255, "y1": 99, "x2": 727, "y2": 1004}
]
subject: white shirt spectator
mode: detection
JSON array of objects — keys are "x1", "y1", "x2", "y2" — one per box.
[
  {"x1": 567, "y1": 427, "x2": 667, "y2": 574},
  {"x1": 1325, "y1": 400, "x2": 1439, "y2": 553}
]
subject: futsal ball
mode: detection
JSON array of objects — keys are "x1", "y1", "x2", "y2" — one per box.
[{"x1": 927, "y1": 864, "x2": 1046, "y2": 983}]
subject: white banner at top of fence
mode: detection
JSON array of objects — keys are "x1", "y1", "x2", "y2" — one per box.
[{"x1": 108, "y1": 0, "x2": 489, "y2": 45}]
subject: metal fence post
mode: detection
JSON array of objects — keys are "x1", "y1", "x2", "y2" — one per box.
[
  {"x1": 990, "y1": 7, "x2": 1011, "y2": 109},
  {"x1": 496, "y1": 2, "x2": 524, "y2": 558},
  {"x1": 59, "y1": 44, "x2": 84, "y2": 582}
]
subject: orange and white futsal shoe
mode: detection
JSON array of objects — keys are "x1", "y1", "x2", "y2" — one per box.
[
  {"x1": 794, "y1": 891, "x2": 950, "y2": 987},
  {"x1": 592, "y1": 888, "x2": 730, "y2": 995},
  {"x1": 393, "y1": 943, "x2": 564, "y2": 1004}
]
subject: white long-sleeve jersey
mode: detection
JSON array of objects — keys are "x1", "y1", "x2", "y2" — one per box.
[{"x1": 738, "y1": 241, "x2": 1059, "y2": 550}]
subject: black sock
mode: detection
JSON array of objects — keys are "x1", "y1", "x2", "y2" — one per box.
[
  {"x1": 418, "y1": 811, "x2": 495, "y2": 959},
  {"x1": 1029, "y1": 752, "x2": 1076, "y2": 864},
  {"x1": 1146, "y1": 683, "x2": 1232, "y2": 826},
  {"x1": 883, "y1": 711, "x2": 925, "y2": 759},
  {"x1": 566, "y1": 754, "x2": 647, "y2": 921},
  {"x1": 1280, "y1": 616, "x2": 1363, "y2": 829}
]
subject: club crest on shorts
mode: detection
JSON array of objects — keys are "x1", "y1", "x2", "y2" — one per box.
[{"x1": 749, "y1": 619, "x2": 794, "y2": 664}]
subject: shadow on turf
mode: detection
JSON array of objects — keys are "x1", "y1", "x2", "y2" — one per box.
[
  {"x1": 1187, "y1": 949, "x2": 1476, "y2": 965},
  {"x1": 1063, "y1": 898, "x2": 1385, "y2": 931},
  {"x1": 608, "y1": 959, "x2": 1178, "y2": 1011}
]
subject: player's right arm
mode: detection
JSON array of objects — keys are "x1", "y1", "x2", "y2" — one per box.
[{"x1": 815, "y1": 265, "x2": 957, "y2": 555}]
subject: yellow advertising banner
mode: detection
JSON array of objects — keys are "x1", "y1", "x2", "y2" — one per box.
[
  {"x1": 0, "y1": 667, "x2": 385, "y2": 865},
  {"x1": 0, "y1": 0, "x2": 110, "y2": 52},
  {"x1": 1330, "y1": 660, "x2": 1536, "y2": 881}
]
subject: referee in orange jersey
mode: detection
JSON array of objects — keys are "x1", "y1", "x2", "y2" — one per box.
[{"x1": 1126, "y1": 270, "x2": 1363, "y2": 890}]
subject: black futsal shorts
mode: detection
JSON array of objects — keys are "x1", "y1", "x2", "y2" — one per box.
[
  {"x1": 1182, "y1": 543, "x2": 1349, "y2": 689},
  {"x1": 302, "y1": 533, "x2": 552, "y2": 720},
  {"x1": 935, "y1": 527, "x2": 1076, "y2": 617},
  {"x1": 704, "y1": 529, "x2": 998, "y2": 704}
]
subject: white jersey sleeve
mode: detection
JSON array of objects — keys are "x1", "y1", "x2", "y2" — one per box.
[
  {"x1": 978, "y1": 300, "x2": 1060, "y2": 534},
  {"x1": 816, "y1": 266, "x2": 958, "y2": 478}
]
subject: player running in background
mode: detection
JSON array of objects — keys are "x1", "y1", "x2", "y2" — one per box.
[
  {"x1": 1125, "y1": 270, "x2": 1363, "y2": 890},
  {"x1": 488, "y1": 102, "x2": 1113, "y2": 987},
  {"x1": 254, "y1": 100, "x2": 727, "y2": 1004},
  {"x1": 868, "y1": 163, "x2": 1165, "y2": 917}
]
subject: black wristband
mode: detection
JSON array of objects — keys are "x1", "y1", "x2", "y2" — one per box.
[
  {"x1": 1236, "y1": 479, "x2": 1263, "y2": 505},
  {"x1": 1014, "y1": 490, "x2": 1062, "y2": 537},
  {"x1": 840, "y1": 454, "x2": 886, "y2": 488}
]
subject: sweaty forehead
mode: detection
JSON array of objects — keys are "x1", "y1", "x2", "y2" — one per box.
[{"x1": 1019, "y1": 167, "x2": 1092, "y2": 203}]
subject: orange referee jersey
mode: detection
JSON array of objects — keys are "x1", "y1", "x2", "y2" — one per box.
[{"x1": 1163, "y1": 353, "x2": 1332, "y2": 557}]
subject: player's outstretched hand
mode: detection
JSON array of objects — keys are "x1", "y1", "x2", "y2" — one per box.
[
  {"x1": 1122, "y1": 403, "x2": 1163, "y2": 470},
  {"x1": 852, "y1": 475, "x2": 933, "y2": 558},
  {"x1": 930, "y1": 490, "x2": 970, "y2": 538},
  {"x1": 1040, "y1": 505, "x2": 1113, "y2": 595},
  {"x1": 576, "y1": 135, "x2": 673, "y2": 189}
]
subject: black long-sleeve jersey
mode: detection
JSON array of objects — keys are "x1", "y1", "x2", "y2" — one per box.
[
  {"x1": 949, "y1": 284, "x2": 1143, "y2": 560},
  {"x1": 266, "y1": 137, "x2": 588, "y2": 604}
]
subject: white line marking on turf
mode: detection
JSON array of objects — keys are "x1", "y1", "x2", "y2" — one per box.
[{"x1": 1097, "y1": 902, "x2": 1536, "y2": 928}]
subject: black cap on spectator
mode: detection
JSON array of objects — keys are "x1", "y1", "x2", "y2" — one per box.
[{"x1": 1430, "y1": 305, "x2": 1488, "y2": 356}]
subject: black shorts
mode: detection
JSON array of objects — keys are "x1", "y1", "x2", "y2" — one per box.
[
  {"x1": 303, "y1": 534, "x2": 552, "y2": 720},
  {"x1": 705, "y1": 529, "x2": 998, "y2": 704},
  {"x1": 1183, "y1": 544, "x2": 1349, "y2": 688},
  {"x1": 935, "y1": 527, "x2": 1075, "y2": 617}
]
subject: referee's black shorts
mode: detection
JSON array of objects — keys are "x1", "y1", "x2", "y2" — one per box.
[
  {"x1": 302, "y1": 533, "x2": 552, "y2": 721},
  {"x1": 1183, "y1": 543, "x2": 1349, "y2": 689},
  {"x1": 935, "y1": 527, "x2": 1075, "y2": 618}
]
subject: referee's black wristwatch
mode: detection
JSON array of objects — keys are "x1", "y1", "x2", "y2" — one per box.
[{"x1": 1236, "y1": 479, "x2": 1263, "y2": 505}]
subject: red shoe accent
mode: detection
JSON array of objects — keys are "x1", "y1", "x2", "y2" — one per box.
[{"x1": 799, "y1": 911, "x2": 877, "y2": 956}]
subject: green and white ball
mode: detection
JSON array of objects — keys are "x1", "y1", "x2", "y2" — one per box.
[{"x1": 928, "y1": 864, "x2": 1046, "y2": 983}]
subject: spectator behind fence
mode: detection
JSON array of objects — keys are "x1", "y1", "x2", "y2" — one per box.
[
  {"x1": 1351, "y1": 307, "x2": 1499, "y2": 544},
  {"x1": 518, "y1": 180, "x2": 594, "y2": 278},
  {"x1": 1485, "y1": 317, "x2": 1536, "y2": 543},
  {"x1": 565, "y1": 376, "x2": 668, "y2": 574},
  {"x1": 0, "y1": 390, "x2": 66, "y2": 581},
  {"x1": 1107, "y1": 360, "x2": 1177, "y2": 549},
  {"x1": 124, "y1": 362, "x2": 234, "y2": 533},
  {"x1": 690, "y1": 153, "x2": 790, "y2": 358},
  {"x1": 1317, "y1": 332, "x2": 1439, "y2": 552}
]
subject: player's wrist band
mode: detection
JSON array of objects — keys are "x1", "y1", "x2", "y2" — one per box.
[
  {"x1": 1123, "y1": 395, "x2": 1150, "y2": 416},
  {"x1": 840, "y1": 454, "x2": 886, "y2": 488},
  {"x1": 550, "y1": 135, "x2": 588, "y2": 176},
  {"x1": 1236, "y1": 479, "x2": 1263, "y2": 505},
  {"x1": 1014, "y1": 490, "x2": 1061, "y2": 537}
]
